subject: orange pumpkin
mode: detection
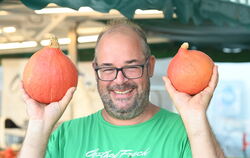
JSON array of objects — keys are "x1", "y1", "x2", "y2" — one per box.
[
  {"x1": 23, "y1": 35, "x2": 78, "y2": 104},
  {"x1": 167, "y1": 42, "x2": 214, "y2": 95}
]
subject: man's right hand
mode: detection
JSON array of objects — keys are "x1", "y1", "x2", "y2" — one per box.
[
  {"x1": 18, "y1": 83, "x2": 76, "y2": 158},
  {"x1": 21, "y1": 83, "x2": 76, "y2": 132}
]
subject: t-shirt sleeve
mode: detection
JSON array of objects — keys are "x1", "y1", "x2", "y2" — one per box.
[
  {"x1": 174, "y1": 115, "x2": 193, "y2": 158},
  {"x1": 181, "y1": 135, "x2": 192, "y2": 158},
  {"x1": 45, "y1": 127, "x2": 62, "y2": 158}
]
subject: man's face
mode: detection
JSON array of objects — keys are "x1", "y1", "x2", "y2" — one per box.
[{"x1": 95, "y1": 29, "x2": 154, "y2": 120}]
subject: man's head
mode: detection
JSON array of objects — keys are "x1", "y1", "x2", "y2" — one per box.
[
  {"x1": 94, "y1": 20, "x2": 151, "y2": 61},
  {"x1": 93, "y1": 20, "x2": 155, "y2": 120}
]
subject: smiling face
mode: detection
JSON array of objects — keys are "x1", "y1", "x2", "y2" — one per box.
[{"x1": 95, "y1": 27, "x2": 155, "y2": 120}]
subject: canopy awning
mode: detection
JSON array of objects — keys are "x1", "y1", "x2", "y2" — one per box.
[{"x1": 20, "y1": 0, "x2": 250, "y2": 28}]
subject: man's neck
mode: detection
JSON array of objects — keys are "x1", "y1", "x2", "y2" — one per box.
[{"x1": 102, "y1": 103, "x2": 160, "y2": 126}]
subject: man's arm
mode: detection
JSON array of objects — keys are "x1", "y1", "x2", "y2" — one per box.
[
  {"x1": 19, "y1": 120, "x2": 52, "y2": 158},
  {"x1": 163, "y1": 65, "x2": 225, "y2": 158},
  {"x1": 18, "y1": 86, "x2": 76, "y2": 158},
  {"x1": 180, "y1": 109, "x2": 224, "y2": 158}
]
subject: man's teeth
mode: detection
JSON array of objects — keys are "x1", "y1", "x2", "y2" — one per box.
[{"x1": 114, "y1": 89, "x2": 132, "y2": 94}]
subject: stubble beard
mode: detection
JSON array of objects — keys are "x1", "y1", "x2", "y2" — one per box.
[{"x1": 98, "y1": 80, "x2": 150, "y2": 120}]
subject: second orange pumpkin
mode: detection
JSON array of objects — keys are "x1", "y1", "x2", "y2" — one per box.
[{"x1": 167, "y1": 43, "x2": 214, "y2": 95}]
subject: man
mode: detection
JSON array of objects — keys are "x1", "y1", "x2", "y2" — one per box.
[{"x1": 19, "y1": 20, "x2": 225, "y2": 158}]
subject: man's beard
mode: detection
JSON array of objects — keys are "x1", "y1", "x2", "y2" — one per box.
[{"x1": 97, "y1": 80, "x2": 150, "y2": 120}]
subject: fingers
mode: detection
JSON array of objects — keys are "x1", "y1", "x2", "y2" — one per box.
[
  {"x1": 162, "y1": 76, "x2": 177, "y2": 99},
  {"x1": 58, "y1": 87, "x2": 76, "y2": 110},
  {"x1": 206, "y1": 65, "x2": 219, "y2": 93},
  {"x1": 200, "y1": 65, "x2": 219, "y2": 103}
]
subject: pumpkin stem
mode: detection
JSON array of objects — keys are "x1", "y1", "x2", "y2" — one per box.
[
  {"x1": 49, "y1": 34, "x2": 60, "y2": 48},
  {"x1": 181, "y1": 42, "x2": 189, "y2": 50}
]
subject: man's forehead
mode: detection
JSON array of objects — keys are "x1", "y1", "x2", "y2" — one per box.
[
  {"x1": 96, "y1": 35, "x2": 144, "y2": 56},
  {"x1": 103, "y1": 26, "x2": 137, "y2": 37},
  {"x1": 99, "y1": 26, "x2": 140, "y2": 44},
  {"x1": 98, "y1": 58, "x2": 143, "y2": 65}
]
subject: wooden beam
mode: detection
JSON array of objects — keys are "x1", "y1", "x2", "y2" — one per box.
[
  {"x1": 67, "y1": 23, "x2": 79, "y2": 119},
  {"x1": 34, "y1": 15, "x2": 66, "y2": 41},
  {"x1": 67, "y1": 23, "x2": 79, "y2": 66}
]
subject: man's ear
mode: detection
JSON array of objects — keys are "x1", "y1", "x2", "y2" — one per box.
[
  {"x1": 92, "y1": 61, "x2": 98, "y2": 80},
  {"x1": 92, "y1": 61, "x2": 96, "y2": 69},
  {"x1": 148, "y1": 55, "x2": 156, "y2": 77}
]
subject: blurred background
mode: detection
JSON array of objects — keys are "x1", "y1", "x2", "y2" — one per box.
[{"x1": 0, "y1": 0, "x2": 250, "y2": 157}]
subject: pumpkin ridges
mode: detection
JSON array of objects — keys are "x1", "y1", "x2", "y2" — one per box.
[
  {"x1": 48, "y1": 50, "x2": 57, "y2": 103},
  {"x1": 44, "y1": 47, "x2": 75, "y2": 103},
  {"x1": 24, "y1": 47, "x2": 52, "y2": 103},
  {"x1": 52, "y1": 53, "x2": 63, "y2": 103},
  {"x1": 51, "y1": 49, "x2": 61, "y2": 102},
  {"x1": 50, "y1": 51, "x2": 73, "y2": 102},
  {"x1": 24, "y1": 49, "x2": 46, "y2": 101}
]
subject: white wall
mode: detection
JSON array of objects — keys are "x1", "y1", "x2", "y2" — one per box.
[
  {"x1": 151, "y1": 58, "x2": 250, "y2": 157},
  {"x1": 208, "y1": 62, "x2": 250, "y2": 158},
  {"x1": 150, "y1": 58, "x2": 176, "y2": 112}
]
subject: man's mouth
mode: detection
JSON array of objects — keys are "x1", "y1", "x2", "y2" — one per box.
[
  {"x1": 108, "y1": 84, "x2": 137, "y2": 95},
  {"x1": 113, "y1": 89, "x2": 133, "y2": 94},
  {"x1": 111, "y1": 88, "x2": 134, "y2": 103},
  {"x1": 108, "y1": 84, "x2": 137, "y2": 108}
]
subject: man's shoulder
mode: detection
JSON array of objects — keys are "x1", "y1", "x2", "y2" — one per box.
[
  {"x1": 159, "y1": 108, "x2": 181, "y2": 120},
  {"x1": 58, "y1": 110, "x2": 102, "y2": 129},
  {"x1": 155, "y1": 108, "x2": 188, "y2": 137},
  {"x1": 157, "y1": 108, "x2": 184, "y2": 127}
]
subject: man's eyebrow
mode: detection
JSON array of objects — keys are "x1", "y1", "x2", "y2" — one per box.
[
  {"x1": 98, "y1": 63, "x2": 113, "y2": 67},
  {"x1": 98, "y1": 59, "x2": 140, "y2": 67},
  {"x1": 125, "y1": 59, "x2": 139, "y2": 64}
]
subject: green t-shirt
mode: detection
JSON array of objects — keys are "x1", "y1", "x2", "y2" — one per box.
[{"x1": 45, "y1": 108, "x2": 192, "y2": 158}]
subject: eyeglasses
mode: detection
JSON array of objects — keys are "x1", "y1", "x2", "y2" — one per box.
[{"x1": 94, "y1": 57, "x2": 149, "y2": 81}]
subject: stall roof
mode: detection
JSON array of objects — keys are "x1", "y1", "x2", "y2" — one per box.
[
  {"x1": 0, "y1": 0, "x2": 250, "y2": 62},
  {"x1": 20, "y1": 0, "x2": 250, "y2": 27}
]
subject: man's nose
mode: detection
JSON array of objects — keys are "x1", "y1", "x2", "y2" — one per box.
[{"x1": 114, "y1": 70, "x2": 128, "y2": 84}]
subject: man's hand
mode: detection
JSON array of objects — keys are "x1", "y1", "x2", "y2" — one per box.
[
  {"x1": 18, "y1": 83, "x2": 76, "y2": 158},
  {"x1": 162, "y1": 65, "x2": 225, "y2": 158},
  {"x1": 21, "y1": 83, "x2": 76, "y2": 131},
  {"x1": 162, "y1": 65, "x2": 218, "y2": 117}
]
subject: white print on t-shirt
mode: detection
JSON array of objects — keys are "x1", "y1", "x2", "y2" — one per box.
[{"x1": 85, "y1": 148, "x2": 150, "y2": 158}]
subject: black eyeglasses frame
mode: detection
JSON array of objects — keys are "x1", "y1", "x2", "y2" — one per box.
[{"x1": 94, "y1": 56, "x2": 150, "y2": 81}]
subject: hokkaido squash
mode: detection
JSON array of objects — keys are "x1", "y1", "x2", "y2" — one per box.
[
  {"x1": 167, "y1": 42, "x2": 214, "y2": 95},
  {"x1": 23, "y1": 35, "x2": 78, "y2": 104}
]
